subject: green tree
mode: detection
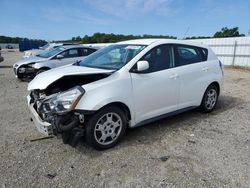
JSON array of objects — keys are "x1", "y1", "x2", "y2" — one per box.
[
  {"x1": 75, "y1": 36, "x2": 81, "y2": 41},
  {"x1": 213, "y1": 27, "x2": 245, "y2": 38}
]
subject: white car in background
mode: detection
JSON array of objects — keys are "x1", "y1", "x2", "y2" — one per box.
[
  {"x1": 23, "y1": 43, "x2": 74, "y2": 58},
  {"x1": 27, "y1": 39, "x2": 223, "y2": 150},
  {"x1": 14, "y1": 45, "x2": 98, "y2": 80}
]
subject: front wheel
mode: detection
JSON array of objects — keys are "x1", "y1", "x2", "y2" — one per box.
[
  {"x1": 85, "y1": 106, "x2": 127, "y2": 150},
  {"x1": 200, "y1": 85, "x2": 219, "y2": 113}
]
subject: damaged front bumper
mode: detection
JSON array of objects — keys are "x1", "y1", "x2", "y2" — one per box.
[
  {"x1": 13, "y1": 64, "x2": 36, "y2": 79},
  {"x1": 27, "y1": 93, "x2": 86, "y2": 147},
  {"x1": 27, "y1": 95, "x2": 53, "y2": 136}
]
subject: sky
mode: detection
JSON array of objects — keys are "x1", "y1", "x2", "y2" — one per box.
[{"x1": 0, "y1": 0, "x2": 249, "y2": 41}]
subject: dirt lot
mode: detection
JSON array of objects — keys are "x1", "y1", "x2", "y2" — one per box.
[{"x1": 0, "y1": 50, "x2": 249, "y2": 188}]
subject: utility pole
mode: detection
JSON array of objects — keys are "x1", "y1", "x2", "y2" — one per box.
[{"x1": 183, "y1": 26, "x2": 190, "y2": 39}]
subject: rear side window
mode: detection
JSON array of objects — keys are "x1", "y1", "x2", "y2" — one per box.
[
  {"x1": 79, "y1": 48, "x2": 97, "y2": 56},
  {"x1": 59, "y1": 48, "x2": 79, "y2": 58},
  {"x1": 176, "y1": 45, "x2": 204, "y2": 66}
]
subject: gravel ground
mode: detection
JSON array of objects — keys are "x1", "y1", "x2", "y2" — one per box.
[{"x1": 0, "y1": 50, "x2": 249, "y2": 188}]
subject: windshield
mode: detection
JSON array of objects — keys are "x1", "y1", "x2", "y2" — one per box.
[
  {"x1": 40, "y1": 43, "x2": 49, "y2": 50},
  {"x1": 79, "y1": 44, "x2": 146, "y2": 70},
  {"x1": 37, "y1": 47, "x2": 64, "y2": 58}
]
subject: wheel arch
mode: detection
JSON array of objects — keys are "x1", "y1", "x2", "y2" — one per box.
[
  {"x1": 208, "y1": 81, "x2": 220, "y2": 96},
  {"x1": 97, "y1": 102, "x2": 131, "y2": 121},
  {"x1": 38, "y1": 66, "x2": 50, "y2": 71},
  {"x1": 199, "y1": 81, "x2": 221, "y2": 106}
]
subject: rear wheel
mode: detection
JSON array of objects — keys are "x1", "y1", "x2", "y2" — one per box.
[
  {"x1": 200, "y1": 84, "x2": 219, "y2": 113},
  {"x1": 85, "y1": 105, "x2": 127, "y2": 150}
]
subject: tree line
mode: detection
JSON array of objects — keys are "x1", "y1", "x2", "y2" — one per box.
[
  {"x1": 0, "y1": 36, "x2": 46, "y2": 44},
  {"x1": 71, "y1": 27, "x2": 246, "y2": 43},
  {"x1": 185, "y1": 27, "x2": 245, "y2": 39},
  {"x1": 0, "y1": 27, "x2": 246, "y2": 44},
  {"x1": 71, "y1": 33, "x2": 177, "y2": 43}
]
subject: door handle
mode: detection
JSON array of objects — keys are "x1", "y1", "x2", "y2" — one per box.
[
  {"x1": 169, "y1": 73, "x2": 179, "y2": 79},
  {"x1": 202, "y1": 67, "x2": 209, "y2": 72}
]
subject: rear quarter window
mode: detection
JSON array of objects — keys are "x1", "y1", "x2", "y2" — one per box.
[
  {"x1": 175, "y1": 45, "x2": 206, "y2": 66},
  {"x1": 199, "y1": 48, "x2": 208, "y2": 61}
]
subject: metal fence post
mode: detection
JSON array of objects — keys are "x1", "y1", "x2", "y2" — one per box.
[{"x1": 232, "y1": 41, "x2": 237, "y2": 66}]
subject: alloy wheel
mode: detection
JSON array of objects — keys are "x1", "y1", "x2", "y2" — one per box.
[{"x1": 94, "y1": 112, "x2": 122, "y2": 145}]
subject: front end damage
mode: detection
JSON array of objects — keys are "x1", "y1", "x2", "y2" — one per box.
[
  {"x1": 14, "y1": 63, "x2": 37, "y2": 79},
  {"x1": 28, "y1": 86, "x2": 88, "y2": 147}
]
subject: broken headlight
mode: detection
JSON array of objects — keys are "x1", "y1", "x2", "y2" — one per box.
[{"x1": 41, "y1": 86, "x2": 85, "y2": 114}]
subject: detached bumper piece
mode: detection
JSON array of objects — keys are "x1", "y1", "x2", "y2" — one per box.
[
  {"x1": 61, "y1": 128, "x2": 84, "y2": 147},
  {"x1": 55, "y1": 114, "x2": 84, "y2": 147},
  {"x1": 28, "y1": 95, "x2": 84, "y2": 147}
]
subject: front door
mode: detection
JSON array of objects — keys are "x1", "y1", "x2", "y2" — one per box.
[
  {"x1": 130, "y1": 44, "x2": 180, "y2": 124},
  {"x1": 53, "y1": 48, "x2": 80, "y2": 68}
]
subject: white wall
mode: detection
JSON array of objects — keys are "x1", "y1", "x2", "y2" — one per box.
[
  {"x1": 0, "y1": 43, "x2": 19, "y2": 49},
  {"x1": 188, "y1": 36, "x2": 250, "y2": 67}
]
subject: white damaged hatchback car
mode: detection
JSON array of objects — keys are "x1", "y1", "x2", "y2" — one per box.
[{"x1": 27, "y1": 39, "x2": 223, "y2": 150}]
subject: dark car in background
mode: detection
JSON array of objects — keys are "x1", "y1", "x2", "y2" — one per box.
[
  {"x1": 0, "y1": 51, "x2": 4, "y2": 62},
  {"x1": 6, "y1": 45, "x2": 13, "y2": 49}
]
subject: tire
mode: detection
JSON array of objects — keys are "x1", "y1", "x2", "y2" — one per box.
[
  {"x1": 200, "y1": 84, "x2": 219, "y2": 113},
  {"x1": 85, "y1": 105, "x2": 127, "y2": 150}
]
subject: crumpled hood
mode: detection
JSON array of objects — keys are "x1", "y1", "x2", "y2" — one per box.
[
  {"x1": 28, "y1": 65, "x2": 114, "y2": 91},
  {"x1": 14, "y1": 56, "x2": 47, "y2": 67}
]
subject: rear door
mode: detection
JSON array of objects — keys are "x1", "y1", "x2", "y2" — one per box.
[
  {"x1": 130, "y1": 44, "x2": 180, "y2": 124},
  {"x1": 174, "y1": 44, "x2": 209, "y2": 109}
]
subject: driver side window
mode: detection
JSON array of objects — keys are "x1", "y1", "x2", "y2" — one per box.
[{"x1": 139, "y1": 44, "x2": 174, "y2": 73}]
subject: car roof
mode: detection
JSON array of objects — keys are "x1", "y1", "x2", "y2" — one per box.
[
  {"x1": 117, "y1": 38, "x2": 209, "y2": 48},
  {"x1": 59, "y1": 45, "x2": 98, "y2": 50}
]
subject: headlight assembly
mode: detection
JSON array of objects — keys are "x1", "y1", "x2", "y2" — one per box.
[{"x1": 40, "y1": 86, "x2": 85, "y2": 114}]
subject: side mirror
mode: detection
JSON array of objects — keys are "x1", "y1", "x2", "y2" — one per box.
[
  {"x1": 137, "y1": 60, "x2": 149, "y2": 72},
  {"x1": 56, "y1": 54, "x2": 64, "y2": 59}
]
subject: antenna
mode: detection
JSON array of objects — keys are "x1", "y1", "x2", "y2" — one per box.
[{"x1": 183, "y1": 26, "x2": 190, "y2": 39}]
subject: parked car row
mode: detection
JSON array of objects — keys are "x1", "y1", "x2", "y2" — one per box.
[
  {"x1": 23, "y1": 42, "x2": 74, "y2": 58},
  {"x1": 14, "y1": 45, "x2": 98, "y2": 80},
  {"x1": 23, "y1": 39, "x2": 223, "y2": 150}
]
